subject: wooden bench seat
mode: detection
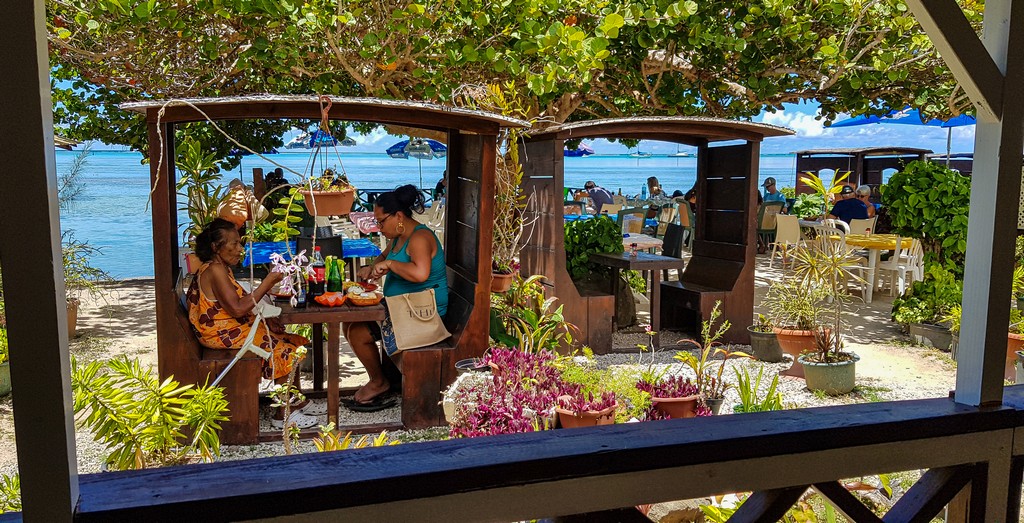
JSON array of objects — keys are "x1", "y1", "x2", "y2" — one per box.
[
  {"x1": 659, "y1": 254, "x2": 752, "y2": 344},
  {"x1": 400, "y1": 341, "x2": 455, "y2": 428}
]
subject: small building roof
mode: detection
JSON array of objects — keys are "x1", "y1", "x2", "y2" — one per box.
[
  {"x1": 526, "y1": 116, "x2": 793, "y2": 145},
  {"x1": 54, "y1": 136, "x2": 77, "y2": 150},
  {"x1": 120, "y1": 95, "x2": 529, "y2": 135},
  {"x1": 793, "y1": 147, "x2": 933, "y2": 156}
]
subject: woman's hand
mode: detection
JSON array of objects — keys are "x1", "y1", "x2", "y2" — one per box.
[
  {"x1": 356, "y1": 265, "x2": 373, "y2": 281},
  {"x1": 264, "y1": 271, "x2": 284, "y2": 286},
  {"x1": 370, "y1": 259, "x2": 391, "y2": 279}
]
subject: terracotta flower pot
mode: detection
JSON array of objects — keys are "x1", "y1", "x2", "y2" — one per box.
[
  {"x1": 651, "y1": 395, "x2": 702, "y2": 419},
  {"x1": 555, "y1": 402, "x2": 617, "y2": 428},
  {"x1": 300, "y1": 189, "x2": 355, "y2": 216},
  {"x1": 0, "y1": 362, "x2": 11, "y2": 397},
  {"x1": 773, "y1": 327, "x2": 818, "y2": 379},
  {"x1": 490, "y1": 272, "x2": 514, "y2": 293},
  {"x1": 66, "y1": 298, "x2": 80, "y2": 340},
  {"x1": 1006, "y1": 332, "x2": 1024, "y2": 382}
]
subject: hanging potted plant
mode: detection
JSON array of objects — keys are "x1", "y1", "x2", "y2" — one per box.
[
  {"x1": 299, "y1": 168, "x2": 357, "y2": 217},
  {"x1": 793, "y1": 238, "x2": 865, "y2": 395}
]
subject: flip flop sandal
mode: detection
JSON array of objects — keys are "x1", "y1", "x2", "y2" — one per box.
[
  {"x1": 271, "y1": 411, "x2": 319, "y2": 430},
  {"x1": 344, "y1": 395, "x2": 398, "y2": 413},
  {"x1": 298, "y1": 401, "x2": 328, "y2": 416}
]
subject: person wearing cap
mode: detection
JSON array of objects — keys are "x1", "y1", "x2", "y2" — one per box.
[
  {"x1": 584, "y1": 181, "x2": 614, "y2": 214},
  {"x1": 827, "y1": 184, "x2": 869, "y2": 224},
  {"x1": 855, "y1": 185, "x2": 876, "y2": 218},
  {"x1": 762, "y1": 177, "x2": 787, "y2": 211}
]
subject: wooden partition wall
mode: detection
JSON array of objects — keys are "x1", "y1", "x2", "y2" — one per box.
[
  {"x1": 794, "y1": 147, "x2": 931, "y2": 197},
  {"x1": 522, "y1": 117, "x2": 793, "y2": 351}
]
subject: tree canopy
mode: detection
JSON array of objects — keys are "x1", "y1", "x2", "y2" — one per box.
[{"x1": 49, "y1": 0, "x2": 980, "y2": 157}]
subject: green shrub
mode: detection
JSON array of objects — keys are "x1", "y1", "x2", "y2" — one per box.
[
  {"x1": 790, "y1": 193, "x2": 826, "y2": 219},
  {"x1": 71, "y1": 356, "x2": 229, "y2": 470},
  {"x1": 890, "y1": 264, "x2": 962, "y2": 325},
  {"x1": 564, "y1": 215, "x2": 623, "y2": 281},
  {"x1": 0, "y1": 474, "x2": 19, "y2": 514},
  {"x1": 881, "y1": 161, "x2": 970, "y2": 275}
]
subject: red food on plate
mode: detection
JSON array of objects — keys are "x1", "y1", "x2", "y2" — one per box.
[{"x1": 360, "y1": 283, "x2": 378, "y2": 292}]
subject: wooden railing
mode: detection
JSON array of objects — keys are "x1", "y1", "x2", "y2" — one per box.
[{"x1": 68, "y1": 387, "x2": 1024, "y2": 522}]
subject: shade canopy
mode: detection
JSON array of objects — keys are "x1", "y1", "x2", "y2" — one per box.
[
  {"x1": 387, "y1": 138, "x2": 447, "y2": 159},
  {"x1": 831, "y1": 107, "x2": 976, "y2": 128}
]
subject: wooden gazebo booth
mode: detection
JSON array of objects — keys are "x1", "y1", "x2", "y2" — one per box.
[
  {"x1": 521, "y1": 117, "x2": 792, "y2": 351},
  {"x1": 121, "y1": 96, "x2": 527, "y2": 442},
  {"x1": 794, "y1": 147, "x2": 932, "y2": 198}
]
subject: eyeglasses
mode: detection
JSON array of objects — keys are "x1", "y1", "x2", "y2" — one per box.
[{"x1": 374, "y1": 213, "x2": 394, "y2": 227}]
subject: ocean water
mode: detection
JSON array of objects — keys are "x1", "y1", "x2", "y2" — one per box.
[{"x1": 56, "y1": 150, "x2": 799, "y2": 278}]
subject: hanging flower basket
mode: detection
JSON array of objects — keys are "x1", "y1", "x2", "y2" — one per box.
[{"x1": 299, "y1": 188, "x2": 355, "y2": 216}]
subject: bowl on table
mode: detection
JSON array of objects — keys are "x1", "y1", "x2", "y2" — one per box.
[{"x1": 348, "y1": 292, "x2": 383, "y2": 306}]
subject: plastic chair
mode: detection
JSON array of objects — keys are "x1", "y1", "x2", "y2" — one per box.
[
  {"x1": 600, "y1": 203, "x2": 623, "y2": 217},
  {"x1": 756, "y1": 201, "x2": 785, "y2": 250},
  {"x1": 768, "y1": 214, "x2": 803, "y2": 269},
  {"x1": 617, "y1": 207, "x2": 647, "y2": 234},
  {"x1": 848, "y1": 217, "x2": 877, "y2": 235},
  {"x1": 824, "y1": 218, "x2": 851, "y2": 234},
  {"x1": 655, "y1": 203, "x2": 679, "y2": 237},
  {"x1": 677, "y1": 200, "x2": 696, "y2": 250},
  {"x1": 877, "y1": 237, "x2": 924, "y2": 296}
]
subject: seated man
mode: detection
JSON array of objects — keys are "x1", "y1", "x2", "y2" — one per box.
[
  {"x1": 762, "y1": 177, "x2": 787, "y2": 212},
  {"x1": 584, "y1": 181, "x2": 614, "y2": 214},
  {"x1": 827, "y1": 185, "x2": 869, "y2": 225}
]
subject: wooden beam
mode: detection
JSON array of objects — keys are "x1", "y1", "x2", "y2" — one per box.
[
  {"x1": 729, "y1": 486, "x2": 808, "y2": 522},
  {"x1": 904, "y1": 0, "x2": 1003, "y2": 121},
  {"x1": 953, "y1": 0, "x2": 1024, "y2": 407},
  {"x1": 0, "y1": 1, "x2": 78, "y2": 520},
  {"x1": 811, "y1": 481, "x2": 884, "y2": 523},
  {"x1": 884, "y1": 464, "x2": 976, "y2": 523}
]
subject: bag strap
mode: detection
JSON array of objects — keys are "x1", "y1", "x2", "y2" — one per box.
[{"x1": 399, "y1": 290, "x2": 437, "y2": 321}]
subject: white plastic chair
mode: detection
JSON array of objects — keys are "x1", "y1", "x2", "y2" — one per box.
[
  {"x1": 769, "y1": 214, "x2": 803, "y2": 269},
  {"x1": 877, "y1": 237, "x2": 924, "y2": 296},
  {"x1": 824, "y1": 218, "x2": 851, "y2": 234},
  {"x1": 848, "y1": 217, "x2": 877, "y2": 235}
]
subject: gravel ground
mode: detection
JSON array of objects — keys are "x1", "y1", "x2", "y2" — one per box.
[{"x1": 0, "y1": 255, "x2": 960, "y2": 475}]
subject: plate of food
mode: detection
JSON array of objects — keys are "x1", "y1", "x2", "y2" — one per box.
[
  {"x1": 269, "y1": 291, "x2": 294, "y2": 301},
  {"x1": 343, "y1": 281, "x2": 379, "y2": 293},
  {"x1": 314, "y1": 291, "x2": 346, "y2": 307},
  {"x1": 347, "y1": 290, "x2": 383, "y2": 306}
]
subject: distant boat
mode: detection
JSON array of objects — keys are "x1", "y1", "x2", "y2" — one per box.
[
  {"x1": 564, "y1": 143, "x2": 595, "y2": 157},
  {"x1": 629, "y1": 151, "x2": 653, "y2": 158},
  {"x1": 285, "y1": 132, "x2": 310, "y2": 149},
  {"x1": 669, "y1": 146, "x2": 693, "y2": 157}
]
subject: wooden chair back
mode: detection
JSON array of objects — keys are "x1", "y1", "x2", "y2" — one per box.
[
  {"x1": 656, "y1": 203, "x2": 679, "y2": 237},
  {"x1": 617, "y1": 207, "x2": 646, "y2": 233},
  {"x1": 756, "y1": 201, "x2": 784, "y2": 233}
]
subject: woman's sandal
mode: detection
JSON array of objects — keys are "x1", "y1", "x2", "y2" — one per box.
[
  {"x1": 341, "y1": 394, "x2": 397, "y2": 413},
  {"x1": 271, "y1": 411, "x2": 318, "y2": 430}
]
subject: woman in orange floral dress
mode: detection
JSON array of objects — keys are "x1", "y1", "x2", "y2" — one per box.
[{"x1": 187, "y1": 218, "x2": 321, "y2": 429}]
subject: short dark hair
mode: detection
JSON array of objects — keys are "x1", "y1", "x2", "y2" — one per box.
[
  {"x1": 584, "y1": 181, "x2": 596, "y2": 189},
  {"x1": 194, "y1": 218, "x2": 238, "y2": 262}
]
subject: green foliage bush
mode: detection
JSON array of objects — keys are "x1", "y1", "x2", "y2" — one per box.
[
  {"x1": 0, "y1": 474, "x2": 19, "y2": 514},
  {"x1": 71, "y1": 356, "x2": 229, "y2": 470},
  {"x1": 564, "y1": 215, "x2": 623, "y2": 281},
  {"x1": 790, "y1": 193, "x2": 826, "y2": 219},
  {"x1": 881, "y1": 161, "x2": 970, "y2": 275},
  {"x1": 890, "y1": 264, "x2": 963, "y2": 325},
  {"x1": 490, "y1": 274, "x2": 575, "y2": 352}
]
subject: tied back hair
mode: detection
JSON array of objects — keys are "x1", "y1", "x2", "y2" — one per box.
[
  {"x1": 194, "y1": 218, "x2": 237, "y2": 262},
  {"x1": 377, "y1": 184, "x2": 426, "y2": 217}
]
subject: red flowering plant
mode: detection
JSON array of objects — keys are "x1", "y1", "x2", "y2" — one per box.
[
  {"x1": 635, "y1": 374, "x2": 711, "y2": 420},
  {"x1": 445, "y1": 347, "x2": 562, "y2": 438},
  {"x1": 556, "y1": 385, "x2": 616, "y2": 416},
  {"x1": 492, "y1": 258, "x2": 520, "y2": 275}
]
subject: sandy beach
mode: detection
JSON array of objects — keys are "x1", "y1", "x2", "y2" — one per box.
[{"x1": 0, "y1": 253, "x2": 957, "y2": 477}]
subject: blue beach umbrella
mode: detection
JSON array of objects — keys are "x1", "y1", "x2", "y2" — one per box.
[
  {"x1": 831, "y1": 107, "x2": 976, "y2": 163},
  {"x1": 308, "y1": 129, "x2": 338, "y2": 148},
  {"x1": 385, "y1": 139, "x2": 448, "y2": 189}
]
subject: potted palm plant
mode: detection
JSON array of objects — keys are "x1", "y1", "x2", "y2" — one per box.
[
  {"x1": 765, "y1": 278, "x2": 831, "y2": 378},
  {"x1": 62, "y1": 233, "x2": 113, "y2": 339},
  {"x1": 792, "y1": 238, "x2": 865, "y2": 395}
]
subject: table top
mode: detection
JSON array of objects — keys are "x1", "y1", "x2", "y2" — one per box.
[
  {"x1": 590, "y1": 251, "x2": 686, "y2": 270},
  {"x1": 622, "y1": 233, "x2": 662, "y2": 250},
  {"x1": 276, "y1": 301, "x2": 385, "y2": 324},
  {"x1": 842, "y1": 234, "x2": 911, "y2": 250},
  {"x1": 242, "y1": 240, "x2": 382, "y2": 266}
]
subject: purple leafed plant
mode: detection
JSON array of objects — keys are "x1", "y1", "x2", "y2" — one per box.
[
  {"x1": 556, "y1": 385, "x2": 617, "y2": 415},
  {"x1": 636, "y1": 375, "x2": 711, "y2": 419}
]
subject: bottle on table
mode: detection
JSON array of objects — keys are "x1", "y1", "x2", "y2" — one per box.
[
  {"x1": 308, "y1": 246, "x2": 326, "y2": 298},
  {"x1": 294, "y1": 286, "x2": 307, "y2": 309},
  {"x1": 326, "y1": 255, "x2": 343, "y2": 292},
  {"x1": 641, "y1": 184, "x2": 648, "y2": 200}
]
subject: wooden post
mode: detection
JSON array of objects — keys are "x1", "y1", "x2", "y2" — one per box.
[
  {"x1": 0, "y1": 0, "x2": 78, "y2": 519},
  {"x1": 253, "y1": 167, "x2": 266, "y2": 200}
]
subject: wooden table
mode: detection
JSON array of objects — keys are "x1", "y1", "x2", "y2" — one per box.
[
  {"x1": 622, "y1": 233, "x2": 663, "y2": 250},
  {"x1": 842, "y1": 234, "x2": 911, "y2": 304},
  {"x1": 590, "y1": 252, "x2": 687, "y2": 346},
  {"x1": 277, "y1": 301, "x2": 385, "y2": 425}
]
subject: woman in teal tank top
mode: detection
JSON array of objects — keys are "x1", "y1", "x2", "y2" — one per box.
[{"x1": 342, "y1": 185, "x2": 448, "y2": 410}]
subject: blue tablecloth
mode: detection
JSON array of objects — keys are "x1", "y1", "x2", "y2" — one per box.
[
  {"x1": 242, "y1": 239, "x2": 382, "y2": 266},
  {"x1": 563, "y1": 214, "x2": 659, "y2": 228}
]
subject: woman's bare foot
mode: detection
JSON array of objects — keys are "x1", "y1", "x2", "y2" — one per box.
[{"x1": 354, "y1": 378, "x2": 390, "y2": 403}]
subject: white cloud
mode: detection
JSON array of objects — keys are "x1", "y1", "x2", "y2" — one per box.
[{"x1": 758, "y1": 108, "x2": 832, "y2": 138}]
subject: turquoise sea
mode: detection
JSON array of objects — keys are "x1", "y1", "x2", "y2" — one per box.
[{"x1": 56, "y1": 150, "x2": 801, "y2": 278}]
